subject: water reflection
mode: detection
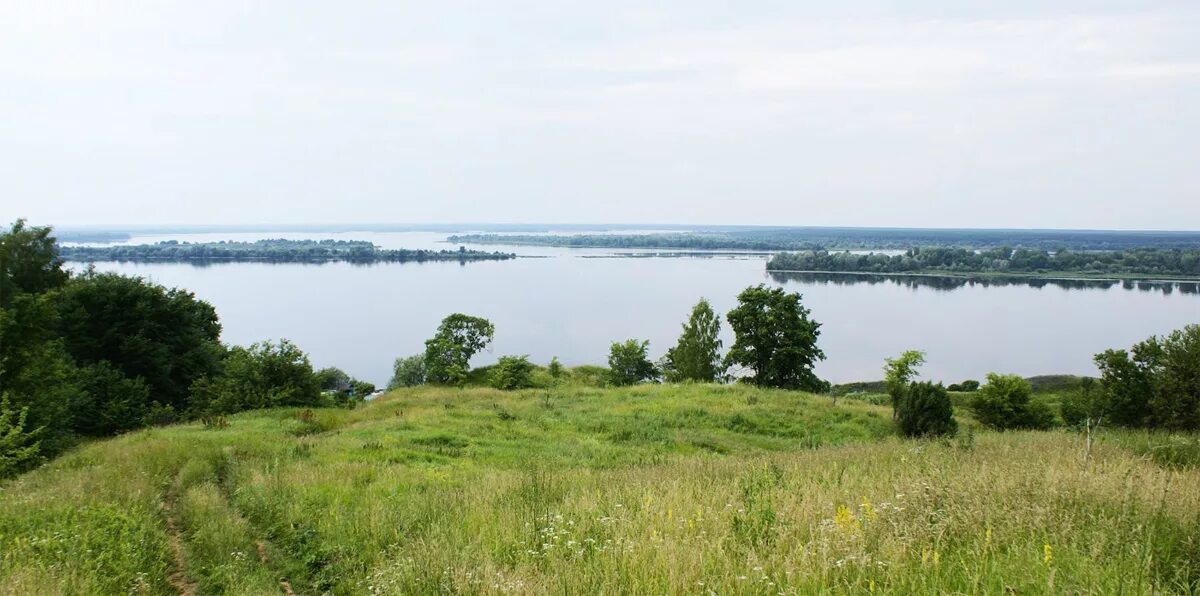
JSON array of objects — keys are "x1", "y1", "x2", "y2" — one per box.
[{"x1": 768, "y1": 271, "x2": 1199, "y2": 295}]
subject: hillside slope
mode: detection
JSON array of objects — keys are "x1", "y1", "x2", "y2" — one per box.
[{"x1": 1, "y1": 384, "x2": 1198, "y2": 594}]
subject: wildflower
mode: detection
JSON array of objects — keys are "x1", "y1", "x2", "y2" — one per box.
[
  {"x1": 1043, "y1": 543, "x2": 1053, "y2": 566},
  {"x1": 860, "y1": 496, "x2": 877, "y2": 521}
]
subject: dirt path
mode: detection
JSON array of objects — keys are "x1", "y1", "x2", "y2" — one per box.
[{"x1": 162, "y1": 491, "x2": 198, "y2": 596}]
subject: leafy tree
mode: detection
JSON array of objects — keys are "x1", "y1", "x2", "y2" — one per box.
[
  {"x1": 663, "y1": 298, "x2": 725, "y2": 382},
  {"x1": 724, "y1": 285, "x2": 826, "y2": 391},
  {"x1": 0, "y1": 395, "x2": 42, "y2": 478},
  {"x1": 959, "y1": 380, "x2": 980, "y2": 392},
  {"x1": 0, "y1": 296, "x2": 80, "y2": 454},
  {"x1": 388, "y1": 355, "x2": 426, "y2": 389},
  {"x1": 547, "y1": 357, "x2": 563, "y2": 380},
  {"x1": 970, "y1": 373, "x2": 1055, "y2": 430},
  {"x1": 0, "y1": 219, "x2": 68, "y2": 307},
  {"x1": 607, "y1": 340, "x2": 658, "y2": 386},
  {"x1": 896, "y1": 381, "x2": 958, "y2": 438},
  {"x1": 351, "y1": 380, "x2": 376, "y2": 398},
  {"x1": 189, "y1": 340, "x2": 322, "y2": 415},
  {"x1": 1060, "y1": 378, "x2": 1107, "y2": 429},
  {"x1": 315, "y1": 367, "x2": 353, "y2": 393},
  {"x1": 72, "y1": 361, "x2": 152, "y2": 436},
  {"x1": 1145, "y1": 325, "x2": 1200, "y2": 430},
  {"x1": 1093, "y1": 348, "x2": 1154, "y2": 427},
  {"x1": 490, "y1": 355, "x2": 535, "y2": 390},
  {"x1": 53, "y1": 271, "x2": 223, "y2": 414},
  {"x1": 424, "y1": 314, "x2": 494, "y2": 386},
  {"x1": 884, "y1": 350, "x2": 926, "y2": 417}
]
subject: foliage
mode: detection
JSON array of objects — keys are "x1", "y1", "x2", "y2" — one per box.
[
  {"x1": 768, "y1": 246, "x2": 1200, "y2": 278},
  {"x1": 59, "y1": 239, "x2": 515, "y2": 264},
  {"x1": 970, "y1": 373, "x2": 1055, "y2": 430},
  {"x1": 0, "y1": 295, "x2": 80, "y2": 454},
  {"x1": 663, "y1": 298, "x2": 725, "y2": 382},
  {"x1": 188, "y1": 340, "x2": 323, "y2": 415},
  {"x1": 883, "y1": 350, "x2": 926, "y2": 415},
  {"x1": 72, "y1": 361, "x2": 153, "y2": 436},
  {"x1": 607, "y1": 340, "x2": 658, "y2": 386},
  {"x1": 424, "y1": 314, "x2": 495, "y2": 386},
  {"x1": 53, "y1": 270, "x2": 223, "y2": 414},
  {"x1": 895, "y1": 381, "x2": 958, "y2": 438},
  {"x1": 388, "y1": 355, "x2": 427, "y2": 389},
  {"x1": 948, "y1": 380, "x2": 980, "y2": 392},
  {"x1": 1060, "y1": 378, "x2": 1106, "y2": 429},
  {"x1": 0, "y1": 219, "x2": 68, "y2": 307},
  {"x1": 725, "y1": 285, "x2": 827, "y2": 391},
  {"x1": 547, "y1": 357, "x2": 563, "y2": 380},
  {"x1": 0, "y1": 396, "x2": 41, "y2": 478},
  {"x1": 315, "y1": 367, "x2": 353, "y2": 392},
  {"x1": 489, "y1": 355, "x2": 536, "y2": 390},
  {"x1": 1094, "y1": 325, "x2": 1200, "y2": 430}
]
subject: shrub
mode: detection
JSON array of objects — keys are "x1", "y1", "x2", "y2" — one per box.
[
  {"x1": 72, "y1": 361, "x2": 152, "y2": 436},
  {"x1": 896, "y1": 381, "x2": 957, "y2": 438},
  {"x1": 959, "y1": 379, "x2": 980, "y2": 392},
  {"x1": 490, "y1": 355, "x2": 535, "y2": 390},
  {"x1": 188, "y1": 339, "x2": 322, "y2": 416},
  {"x1": 388, "y1": 355, "x2": 426, "y2": 389},
  {"x1": 607, "y1": 340, "x2": 658, "y2": 386},
  {"x1": 0, "y1": 396, "x2": 42, "y2": 478},
  {"x1": 547, "y1": 357, "x2": 563, "y2": 380},
  {"x1": 971, "y1": 373, "x2": 1055, "y2": 430},
  {"x1": 1060, "y1": 378, "x2": 1105, "y2": 429}
]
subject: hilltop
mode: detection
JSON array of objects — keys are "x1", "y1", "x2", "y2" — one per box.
[{"x1": 2, "y1": 383, "x2": 1198, "y2": 594}]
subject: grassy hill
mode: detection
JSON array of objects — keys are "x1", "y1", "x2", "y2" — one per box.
[{"x1": 2, "y1": 383, "x2": 1198, "y2": 594}]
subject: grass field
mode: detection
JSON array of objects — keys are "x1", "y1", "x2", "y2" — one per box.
[{"x1": 2, "y1": 383, "x2": 1198, "y2": 594}]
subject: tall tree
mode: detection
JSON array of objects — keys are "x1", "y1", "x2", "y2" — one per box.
[
  {"x1": 607, "y1": 339, "x2": 658, "y2": 386},
  {"x1": 0, "y1": 220, "x2": 68, "y2": 307},
  {"x1": 724, "y1": 285, "x2": 826, "y2": 391},
  {"x1": 423, "y1": 313, "x2": 494, "y2": 385},
  {"x1": 663, "y1": 298, "x2": 725, "y2": 383}
]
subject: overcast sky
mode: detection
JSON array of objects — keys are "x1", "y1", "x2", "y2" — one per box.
[{"x1": 3, "y1": 1, "x2": 1199, "y2": 229}]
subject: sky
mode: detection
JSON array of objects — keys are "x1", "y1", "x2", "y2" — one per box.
[{"x1": 3, "y1": 1, "x2": 1199, "y2": 229}]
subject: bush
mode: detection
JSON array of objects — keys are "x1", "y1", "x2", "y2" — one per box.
[
  {"x1": 388, "y1": 355, "x2": 426, "y2": 389},
  {"x1": 547, "y1": 357, "x2": 563, "y2": 380},
  {"x1": 73, "y1": 361, "x2": 152, "y2": 436},
  {"x1": 1060, "y1": 378, "x2": 1104, "y2": 429},
  {"x1": 0, "y1": 396, "x2": 42, "y2": 478},
  {"x1": 959, "y1": 380, "x2": 980, "y2": 392},
  {"x1": 607, "y1": 340, "x2": 658, "y2": 386},
  {"x1": 971, "y1": 373, "x2": 1055, "y2": 430},
  {"x1": 896, "y1": 381, "x2": 957, "y2": 438},
  {"x1": 490, "y1": 355, "x2": 535, "y2": 390},
  {"x1": 188, "y1": 339, "x2": 322, "y2": 415}
]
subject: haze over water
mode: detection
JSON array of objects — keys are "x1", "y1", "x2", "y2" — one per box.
[{"x1": 73, "y1": 231, "x2": 1200, "y2": 387}]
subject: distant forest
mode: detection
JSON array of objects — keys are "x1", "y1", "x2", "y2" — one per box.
[
  {"x1": 448, "y1": 228, "x2": 1200, "y2": 251},
  {"x1": 767, "y1": 247, "x2": 1200, "y2": 279},
  {"x1": 768, "y1": 271, "x2": 1200, "y2": 294},
  {"x1": 59, "y1": 239, "x2": 517, "y2": 264}
]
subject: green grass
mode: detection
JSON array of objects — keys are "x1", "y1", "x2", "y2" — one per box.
[{"x1": 2, "y1": 383, "x2": 1199, "y2": 594}]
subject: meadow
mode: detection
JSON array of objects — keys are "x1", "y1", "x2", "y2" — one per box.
[{"x1": 2, "y1": 383, "x2": 1199, "y2": 595}]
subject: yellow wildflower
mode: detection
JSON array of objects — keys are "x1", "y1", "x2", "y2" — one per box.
[{"x1": 1043, "y1": 543, "x2": 1053, "y2": 566}]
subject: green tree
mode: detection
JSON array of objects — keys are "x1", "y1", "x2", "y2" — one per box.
[
  {"x1": 547, "y1": 357, "x2": 563, "y2": 380},
  {"x1": 1094, "y1": 348, "x2": 1154, "y2": 427},
  {"x1": 0, "y1": 396, "x2": 42, "y2": 478},
  {"x1": 189, "y1": 340, "x2": 322, "y2": 415},
  {"x1": 53, "y1": 271, "x2": 223, "y2": 414},
  {"x1": 896, "y1": 381, "x2": 958, "y2": 438},
  {"x1": 971, "y1": 373, "x2": 1055, "y2": 430},
  {"x1": 0, "y1": 219, "x2": 68, "y2": 308},
  {"x1": 0, "y1": 296, "x2": 80, "y2": 454},
  {"x1": 72, "y1": 361, "x2": 152, "y2": 436},
  {"x1": 884, "y1": 350, "x2": 926, "y2": 418},
  {"x1": 1061, "y1": 378, "x2": 1107, "y2": 429},
  {"x1": 424, "y1": 314, "x2": 495, "y2": 386},
  {"x1": 663, "y1": 298, "x2": 725, "y2": 382},
  {"x1": 490, "y1": 355, "x2": 535, "y2": 390},
  {"x1": 388, "y1": 355, "x2": 426, "y2": 389},
  {"x1": 1145, "y1": 325, "x2": 1200, "y2": 430},
  {"x1": 724, "y1": 285, "x2": 826, "y2": 391},
  {"x1": 315, "y1": 367, "x2": 353, "y2": 393},
  {"x1": 607, "y1": 340, "x2": 658, "y2": 386}
]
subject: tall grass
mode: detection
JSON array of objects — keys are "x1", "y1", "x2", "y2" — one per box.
[{"x1": 1, "y1": 384, "x2": 1198, "y2": 594}]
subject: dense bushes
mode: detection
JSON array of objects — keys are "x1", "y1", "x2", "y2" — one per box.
[
  {"x1": 608, "y1": 340, "x2": 658, "y2": 386},
  {"x1": 895, "y1": 382, "x2": 958, "y2": 438},
  {"x1": 189, "y1": 340, "x2": 323, "y2": 415},
  {"x1": 1088, "y1": 325, "x2": 1200, "y2": 430},
  {"x1": 490, "y1": 355, "x2": 535, "y2": 390},
  {"x1": 970, "y1": 374, "x2": 1055, "y2": 430}
]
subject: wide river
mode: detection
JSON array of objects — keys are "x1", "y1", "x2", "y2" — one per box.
[{"x1": 77, "y1": 231, "x2": 1200, "y2": 387}]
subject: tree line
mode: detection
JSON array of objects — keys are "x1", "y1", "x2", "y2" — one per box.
[
  {"x1": 768, "y1": 247, "x2": 1200, "y2": 278},
  {"x1": 59, "y1": 239, "x2": 516, "y2": 264},
  {"x1": 0, "y1": 222, "x2": 369, "y2": 477},
  {"x1": 448, "y1": 228, "x2": 1200, "y2": 252}
]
